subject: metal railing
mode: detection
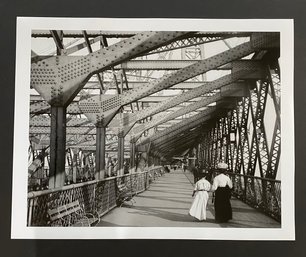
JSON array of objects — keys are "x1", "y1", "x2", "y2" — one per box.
[
  {"x1": 27, "y1": 166, "x2": 164, "y2": 226},
  {"x1": 213, "y1": 171, "x2": 281, "y2": 222}
]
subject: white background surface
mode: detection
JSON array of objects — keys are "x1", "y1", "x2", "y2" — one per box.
[{"x1": 11, "y1": 17, "x2": 294, "y2": 239}]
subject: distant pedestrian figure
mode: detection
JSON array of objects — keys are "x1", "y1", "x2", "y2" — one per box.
[
  {"x1": 212, "y1": 163, "x2": 233, "y2": 223},
  {"x1": 183, "y1": 165, "x2": 187, "y2": 172},
  {"x1": 189, "y1": 176, "x2": 211, "y2": 221},
  {"x1": 191, "y1": 165, "x2": 199, "y2": 183},
  {"x1": 164, "y1": 165, "x2": 170, "y2": 173}
]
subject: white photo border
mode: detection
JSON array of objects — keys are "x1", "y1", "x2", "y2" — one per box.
[{"x1": 11, "y1": 17, "x2": 294, "y2": 240}]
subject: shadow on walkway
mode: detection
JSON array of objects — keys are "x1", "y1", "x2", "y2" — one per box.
[{"x1": 96, "y1": 169, "x2": 281, "y2": 228}]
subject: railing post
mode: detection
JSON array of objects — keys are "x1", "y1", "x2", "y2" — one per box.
[{"x1": 27, "y1": 198, "x2": 34, "y2": 226}]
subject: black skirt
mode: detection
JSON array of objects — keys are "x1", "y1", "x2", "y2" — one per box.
[{"x1": 214, "y1": 186, "x2": 232, "y2": 222}]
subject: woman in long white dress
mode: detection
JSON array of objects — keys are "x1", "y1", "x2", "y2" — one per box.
[{"x1": 189, "y1": 177, "x2": 211, "y2": 221}]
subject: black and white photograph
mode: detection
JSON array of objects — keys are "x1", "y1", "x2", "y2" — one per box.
[{"x1": 11, "y1": 18, "x2": 294, "y2": 240}]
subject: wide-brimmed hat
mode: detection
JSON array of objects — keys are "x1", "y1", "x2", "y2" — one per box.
[{"x1": 217, "y1": 162, "x2": 228, "y2": 169}]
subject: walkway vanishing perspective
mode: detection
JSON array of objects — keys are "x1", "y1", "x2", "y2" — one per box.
[{"x1": 97, "y1": 169, "x2": 280, "y2": 228}]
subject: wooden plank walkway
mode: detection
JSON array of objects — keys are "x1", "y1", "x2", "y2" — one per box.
[{"x1": 96, "y1": 169, "x2": 281, "y2": 228}]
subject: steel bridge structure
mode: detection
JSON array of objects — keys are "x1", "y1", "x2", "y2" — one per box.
[{"x1": 27, "y1": 30, "x2": 281, "y2": 226}]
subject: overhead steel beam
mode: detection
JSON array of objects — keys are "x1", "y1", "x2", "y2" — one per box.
[
  {"x1": 118, "y1": 60, "x2": 232, "y2": 70},
  {"x1": 31, "y1": 36, "x2": 103, "y2": 63},
  {"x1": 30, "y1": 126, "x2": 96, "y2": 135},
  {"x1": 30, "y1": 94, "x2": 198, "y2": 103},
  {"x1": 138, "y1": 107, "x2": 217, "y2": 147},
  {"x1": 153, "y1": 134, "x2": 201, "y2": 158},
  {"x1": 163, "y1": 140, "x2": 200, "y2": 159},
  {"x1": 30, "y1": 116, "x2": 91, "y2": 127},
  {"x1": 130, "y1": 89, "x2": 242, "y2": 140},
  {"x1": 32, "y1": 31, "x2": 251, "y2": 38},
  {"x1": 141, "y1": 102, "x2": 234, "y2": 148},
  {"x1": 29, "y1": 60, "x2": 263, "y2": 115},
  {"x1": 106, "y1": 34, "x2": 275, "y2": 129},
  {"x1": 158, "y1": 138, "x2": 200, "y2": 158},
  {"x1": 80, "y1": 33, "x2": 279, "y2": 126},
  {"x1": 29, "y1": 126, "x2": 122, "y2": 136},
  {"x1": 50, "y1": 30, "x2": 64, "y2": 54},
  {"x1": 84, "y1": 81, "x2": 211, "y2": 90},
  {"x1": 112, "y1": 61, "x2": 266, "y2": 136},
  {"x1": 153, "y1": 127, "x2": 203, "y2": 151},
  {"x1": 82, "y1": 30, "x2": 104, "y2": 92},
  {"x1": 30, "y1": 102, "x2": 82, "y2": 115},
  {"x1": 31, "y1": 31, "x2": 189, "y2": 106},
  {"x1": 143, "y1": 35, "x2": 236, "y2": 56},
  {"x1": 151, "y1": 116, "x2": 217, "y2": 150}
]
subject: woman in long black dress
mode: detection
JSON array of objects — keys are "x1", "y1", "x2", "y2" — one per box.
[{"x1": 212, "y1": 163, "x2": 233, "y2": 223}]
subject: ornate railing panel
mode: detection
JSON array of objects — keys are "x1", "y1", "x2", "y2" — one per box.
[
  {"x1": 27, "y1": 166, "x2": 163, "y2": 226},
  {"x1": 213, "y1": 171, "x2": 281, "y2": 222}
]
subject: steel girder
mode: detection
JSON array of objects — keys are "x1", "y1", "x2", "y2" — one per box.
[
  {"x1": 50, "y1": 30, "x2": 64, "y2": 53},
  {"x1": 158, "y1": 131, "x2": 205, "y2": 158},
  {"x1": 32, "y1": 31, "x2": 250, "y2": 57},
  {"x1": 143, "y1": 35, "x2": 241, "y2": 56},
  {"x1": 31, "y1": 31, "x2": 188, "y2": 106},
  {"x1": 30, "y1": 126, "x2": 96, "y2": 135},
  {"x1": 133, "y1": 78, "x2": 253, "y2": 138},
  {"x1": 112, "y1": 61, "x2": 266, "y2": 136},
  {"x1": 29, "y1": 127, "x2": 123, "y2": 138},
  {"x1": 132, "y1": 88, "x2": 249, "y2": 153},
  {"x1": 32, "y1": 31, "x2": 251, "y2": 38},
  {"x1": 153, "y1": 126, "x2": 204, "y2": 153},
  {"x1": 118, "y1": 60, "x2": 232, "y2": 70},
  {"x1": 84, "y1": 81, "x2": 212, "y2": 90},
  {"x1": 137, "y1": 106, "x2": 218, "y2": 147},
  {"x1": 78, "y1": 33, "x2": 279, "y2": 126},
  {"x1": 31, "y1": 94, "x2": 207, "y2": 103},
  {"x1": 130, "y1": 91, "x2": 233, "y2": 141},
  {"x1": 30, "y1": 102, "x2": 81, "y2": 114},
  {"x1": 30, "y1": 116, "x2": 91, "y2": 127}
]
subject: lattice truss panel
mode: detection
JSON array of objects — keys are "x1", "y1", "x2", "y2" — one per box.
[{"x1": 197, "y1": 66, "x2": 281, "y2": 179}]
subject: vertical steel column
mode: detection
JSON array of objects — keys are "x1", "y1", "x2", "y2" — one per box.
[
  {"x1": 118, "y1": 135, "x2": 125, "y2": 175},
  {"x1": 195, "y1": 145, "x2": 199, "y2": 166},
  {"x1": 95, "y1": 126, "x2": 106, "y2": 180},
  {"x1": 49, "y1": 106, "x2": 66, "y2": 189},
  {"x1": 72, "y1": 149, "x2": 78, "y2": 183},
  {"x1": 130, "y1": 141, "x2": 136, "y2": 172}
]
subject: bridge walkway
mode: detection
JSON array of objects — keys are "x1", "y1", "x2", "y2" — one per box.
[{"x1": 97, "y1": 169, "x2": 280, "y2": 228}]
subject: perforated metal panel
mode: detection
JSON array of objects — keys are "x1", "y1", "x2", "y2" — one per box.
[
  {"x1": 78, "y1": 94, "x2": 122, "y2": 125},
  {"x1": 250, "y1": 33, "x2": 280, "y2": 49},
  {"x1": 30, "y1": 126, "x2": 96, "y2": 135}
]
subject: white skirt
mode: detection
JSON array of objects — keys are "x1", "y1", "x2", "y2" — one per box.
[{"x1": 189, "y1": 191, "x2": 209, "y2": 221}]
